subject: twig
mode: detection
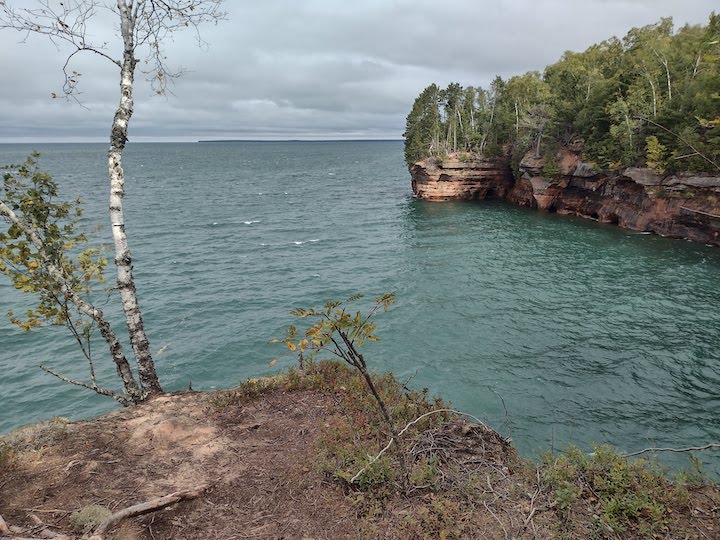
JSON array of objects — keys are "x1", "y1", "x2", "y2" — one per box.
[
  {"x1": 84, "y1": 486, "x2": 207, "y2": 540},
  {"x1": 482, "y1": 500, "x2": 509, "y2": 540},
  {"x1": 350, "y1": 408, "x2": 499, "y2": 484},
  {"x1": 491, "y1": 388, "x2": 510, "y2": 433},
  {"x1": 622, "y1": 443, "x2": 720, "y2": 458},
  {"x1": 400, "y1": 369, "x2": 419, "y2": 393},
  {"x1": 521, "y1": 470, "x2": 541, "y2": 535}
]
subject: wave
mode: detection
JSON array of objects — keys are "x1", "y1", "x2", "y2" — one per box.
[{"x1": 293, "y1": 239, "x2": 321, "y2": 245}]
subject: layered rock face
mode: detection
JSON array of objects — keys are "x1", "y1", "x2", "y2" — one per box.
[
  {"x1": 410, "y1": 150, "x2": 720, "y2": 246},
  {"x1": 410, "y1": 155, "x2": 514, "y2": 201}
]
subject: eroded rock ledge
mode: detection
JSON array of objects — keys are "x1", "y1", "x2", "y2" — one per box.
[{"x1": 410, "y1": 149, "x2": 720, "y2": 246}]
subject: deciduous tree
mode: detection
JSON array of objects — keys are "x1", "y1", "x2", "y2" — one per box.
[{"x1": 0, "y1": 0, "x2": 226, "y2": 401}]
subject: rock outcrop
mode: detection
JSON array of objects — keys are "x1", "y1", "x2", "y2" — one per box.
[
  {"x1": 410, "y1": 149, "x2": 720, "y2": 246},
  {"x1": 410, "y1": 154, "x2": 514, "y2": 201}
]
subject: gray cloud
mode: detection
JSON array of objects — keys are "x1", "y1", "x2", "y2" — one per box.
[{"x1": 0, "y1": 0, "x2": 714, "y2": 142}]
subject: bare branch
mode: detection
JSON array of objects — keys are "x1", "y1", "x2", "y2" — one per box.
[
  {"x1": 40, "y1": 364, "x2": 129, "y2": 404},
  {"x1": 634, "y1": 115, "x2": 720, "y2": 171},
  {"x1": 622, "y1": 443, "x2": 720, "y2": 458},
  {"x1": 130, "y1": 0, "x2": 227, "y2": 94},
  {"x1": 86, "y1": 485, "x2": 207, "y2": 539},
  {"x1": 351, "y1": 408, "x2": 502, "y2": 484}
]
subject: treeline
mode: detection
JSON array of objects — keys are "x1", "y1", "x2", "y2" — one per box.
[{"x1": 404, "y1": 14, "x2": 720, "y2": 174}]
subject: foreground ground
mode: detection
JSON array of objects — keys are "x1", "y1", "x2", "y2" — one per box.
[{"x1": 1, "y1": 362, "x2": 718, "y2": 539}]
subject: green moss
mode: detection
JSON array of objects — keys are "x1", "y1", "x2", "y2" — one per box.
[{"x1": 70, "y1": 504, "x2": 112, "y2": 534}]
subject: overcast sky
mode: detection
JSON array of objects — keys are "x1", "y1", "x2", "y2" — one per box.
[{"x1": 0, "y1": 0, "x2": 715, "y2": 142}]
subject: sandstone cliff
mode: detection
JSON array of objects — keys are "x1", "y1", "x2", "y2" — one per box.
[
  {"x1": 410, "y1": 154, "x2": 514, "y2": 201},
  {"x1": 410, "y1": 149, "x2": 720, "y2": 246}
]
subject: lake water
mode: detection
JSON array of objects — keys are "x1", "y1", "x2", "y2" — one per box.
[{"x1": 1, "y1": 141, "x2": 719, "y2": 476}]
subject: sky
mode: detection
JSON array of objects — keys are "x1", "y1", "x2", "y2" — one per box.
[{"x1": 0, "y1": 0, "x2": 715, "y2": 142}]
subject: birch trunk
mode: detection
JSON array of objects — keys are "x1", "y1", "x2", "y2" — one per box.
[
  {"x1": 662, "y1": 58, "x2": 672, "y2": 101},
  {"x1": 644, "y1": 71, "x2": 657, "y2": 117},
  {"x1": 108, "y1": 1, "x2": 162, "y2": 395},
  {"x1": 0, "y1": 201, "x2": 143, "y2": 402}
]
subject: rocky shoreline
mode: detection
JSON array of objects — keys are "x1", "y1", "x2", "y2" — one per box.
[{"x1": 410, "y1": 149, "x2": 720, "y2": 246}]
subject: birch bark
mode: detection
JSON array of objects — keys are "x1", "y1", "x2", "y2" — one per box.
[
  {"x1": 0, "y1": 200, "x2": 143, "y2": 402},
  {"x1": 108, "y1": 0, "x2": 162, "y2": 395}
]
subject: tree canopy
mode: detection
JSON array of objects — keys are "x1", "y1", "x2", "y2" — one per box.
[{"x1": 404, "y1": 14, "x2": 720, "y2": 174}]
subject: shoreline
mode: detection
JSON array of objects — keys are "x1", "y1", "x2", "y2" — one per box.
[{"x1": 410, "y1": 149, "x2": 720, "y2": 247}]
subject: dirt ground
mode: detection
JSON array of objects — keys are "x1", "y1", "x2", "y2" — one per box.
[
  {"x1": 2, "y1": 388, "x2": 365, "y2": 539},
  {"x1": 1, "y1": 372, "x2": 718, "y2": 540}
]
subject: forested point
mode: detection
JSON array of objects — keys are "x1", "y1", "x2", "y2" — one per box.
[{"x1": 404, "y1": 14, "x2": 720, "y2": 175}]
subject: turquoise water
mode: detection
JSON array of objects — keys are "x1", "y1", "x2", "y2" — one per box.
[{"x1": 1, "y1": 141, "x2": 719, "y2": 476}]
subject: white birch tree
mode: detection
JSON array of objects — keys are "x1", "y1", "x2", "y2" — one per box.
[{"x1": 0, "y1": 0, "x2": 225, "y2": 401}]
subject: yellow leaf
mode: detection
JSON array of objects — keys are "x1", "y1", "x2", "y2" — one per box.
[
  {"x1": 269, "y1": 359, "x2": 277, "y2": 367},
  {"x1": 287, "y1": 342, "x2": 297, "y2": 352}
]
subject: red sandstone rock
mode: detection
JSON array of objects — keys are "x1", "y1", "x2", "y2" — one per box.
[
  {"x1": 410, "y1": 154, "x2": 514, "y2": 201},
  {"x1": 409, "y1": 149, "x2": 720, "y2": 246}
]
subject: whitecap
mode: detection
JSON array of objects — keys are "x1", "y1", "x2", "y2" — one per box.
[
  {"x1": 308, "y1": 239, "x2": 320, "y2": 243},
  {"x1": 293, "y1": 241, "x2": 304, "y2": 245},
  {"x1": 212, "y1": 222, "x2": 219, "y2": 226},
  {"x1": 243, "y1": 220, "x2": 260, "y2": 225}
]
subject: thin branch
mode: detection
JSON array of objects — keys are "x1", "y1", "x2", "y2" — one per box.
[
  {"x1": 491, "y1": 388, "x2": 510, "y2": 434},
  {"x1": 329, "y1": 336, "x2": 353, "y2": 366},
  {"x1": 40, "y1": 364, "x2": 128, "y2": 405},
  {"x1": 622, "y1": 443, "x2": 720, "y2": 458},
  {"x1": 634, "y1": 115, "x2": 720, "y2": 171}
]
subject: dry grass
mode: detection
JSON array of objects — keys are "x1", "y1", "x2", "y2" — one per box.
[{"x1": 1, "y1": 361, "x2": 717, "y2": 539}]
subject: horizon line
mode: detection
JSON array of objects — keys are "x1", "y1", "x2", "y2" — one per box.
[{"x1": 0, "y1": 138, "x2": 404, "y2": 145}]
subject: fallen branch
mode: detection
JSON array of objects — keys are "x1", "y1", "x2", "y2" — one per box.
[
  {"x1": 623, "y1": 443, "x2": 720, "y2": 458},
  {"x1": 0, "y1": 513, "x2": 72, "y2": 540},
  {"x1": 84, "y1": 486, "x2": 207, "y2": 540},
  {"x1": 350, "y1": 408, "x2": 501, "y2": 484}
]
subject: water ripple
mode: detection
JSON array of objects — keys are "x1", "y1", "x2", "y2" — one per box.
[{"x1": 0, "y1": 141, "x2": 718, "y2": 476}]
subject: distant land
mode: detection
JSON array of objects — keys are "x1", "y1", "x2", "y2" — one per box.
[{"x1": 197, "y1": 139, "x2": 402, "y2": 143}]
